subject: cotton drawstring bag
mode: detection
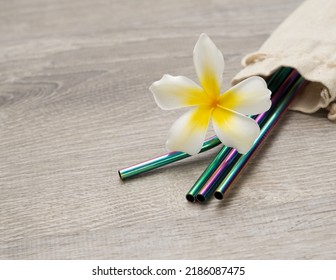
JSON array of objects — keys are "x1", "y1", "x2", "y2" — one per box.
[{"x1": 232, "y1": 0, "x2": 336, "y2": 120}]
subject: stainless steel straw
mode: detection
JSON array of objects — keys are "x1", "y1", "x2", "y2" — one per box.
[
  {"x1": 195, "y1": 69, "x2": 300, "y2": 202},
  {"x1": 186, "y1": 68, "x2": 298, "y2": 202},
  {"x1": 119, "y1": 68, "x2": 287, "y2": 181},
  {"x1": 185, "y1": 67, "x2": 288, "y2": 202},
  {"x1": 118, "y1": 135, "x2": 221, "y2": 180},
  {"x1": 214, "y1": 75, "x2": 307, "y2": 200}
]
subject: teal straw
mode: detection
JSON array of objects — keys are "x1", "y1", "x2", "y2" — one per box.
[
  {"x1": 195, "y1": 68, "x2": 299, "y2": 202},
  {"x1": 214, "y1": 76, "x2": 307, "y2": 200},
  {"x1": 186, "y1": 67, "x2": 291, "y2": 202},
  {"x1": 185, "y1": 146, "x2": 231, "y2": 202},
  {"x1": 118, "y1": 135, "x2": 221, "y2": 180},
  {"x1": 119, "y1": 68, "x2": 290, "y2": 181}
]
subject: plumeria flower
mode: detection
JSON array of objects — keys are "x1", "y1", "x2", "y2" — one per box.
[{"x1": 149, "y1": 33, "x2": 271, "y2": 155}]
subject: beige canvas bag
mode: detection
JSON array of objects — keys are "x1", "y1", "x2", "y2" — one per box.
[{"x1": 232, "y1": 0, "x2": 336, "y2": 120}]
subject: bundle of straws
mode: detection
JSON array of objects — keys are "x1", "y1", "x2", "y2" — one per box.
[{"x1": 118, "y1": 67, "x2": 308, "y2": 203}]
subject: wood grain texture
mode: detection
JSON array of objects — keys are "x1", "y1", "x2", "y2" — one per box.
[{"x1": 1, "y1": 0, "x2": 335, "y2": 259}]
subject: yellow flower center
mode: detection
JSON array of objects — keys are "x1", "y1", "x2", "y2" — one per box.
[{"x1": 209, "y1": 96, "x2": 220, "y2": 109}]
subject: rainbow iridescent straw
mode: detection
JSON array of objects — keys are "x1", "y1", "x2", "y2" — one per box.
[
  {"x1": 214, "y1": 75, "x2": 307, "y2": 200},
  {"x1": 185, "y1": 67, "x2": 295, "y2": 202},
  {"x1": 194, "y1": 68, "x2": 300, "y2": 202},
  {"x1": 186, "y1": 67, "x2": 288, "y2": 202},
  {"x1": 118, "y1": 69, "x2": 281, "y2": 181},
  {"x1": 118, "y1": 135, "x2": 221, "y2": 180}
]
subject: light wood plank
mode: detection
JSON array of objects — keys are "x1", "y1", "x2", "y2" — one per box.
[{"x1": 1, "y1": 0, "x2": 335, "y2": 259}]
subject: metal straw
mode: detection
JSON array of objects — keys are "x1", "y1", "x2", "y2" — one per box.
[
  {"x1": 185, "y1": 67, "x2": 289, "y2": 202},
  {"x1": 191, "y1": 68, "x2": 299, "y2": 202},
  {"x1": 119, "y1": 69, "x2": 282, "y2": 180},
  {"x1": 214, "y1": 75, "x2": 307, "y2": 200},
  {"x1": 196, "y1": 69, "x2": 300, "y2": 202},
  {"x1": 118, "y1": 135, "x2": 221, "y2": 180},
  {"x1": 118, "y1": 68, "x2": 296, "y2": 181}
]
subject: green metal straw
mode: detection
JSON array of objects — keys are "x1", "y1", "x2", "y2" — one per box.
[
  {"x1": 195, "y1": 68, "x2": 300, "y2": 202},
  {"x1": 118, "y1": 135, "x2": 221, "y2": 180},
  {"x1": 119, "y1": 69, "x2": 282, "y2": 180},
  {"x1": 118, "y1": 68, "x2": 290, "y2": 181},
  {"x1": 186, "y1": 67, "x2": 291, "y2": 202},
  {"x1": 214, "y1": 76, "x2": 307, "y2": 200}
]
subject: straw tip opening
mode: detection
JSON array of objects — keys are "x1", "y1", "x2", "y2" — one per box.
[
  {"x1": 214, "y1": 191, "x2": 224, "y2": 200},
  {"x1": 118, "y1": 170, "x2": 124, "y2": 180},
  {"x1": 196, "y1": 194, "x2": 206, "y2": 202},
  {"x1": 186, "y1": 194, "x2": 196, "y2": 203}
]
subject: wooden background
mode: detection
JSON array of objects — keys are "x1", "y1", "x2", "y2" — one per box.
[{"x1": 1, "y1": 0, "x2": 335, "y2": 259}]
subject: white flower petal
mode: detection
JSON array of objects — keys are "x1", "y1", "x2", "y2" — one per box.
[
  {"x1": 193, "y1": 33, "x2": 224, "y2": 98},
  {"x1": 166, "y1": 106, "x2": 211, "y2": 155},
  {"x1": 219, "y1": 76, "x2": 271, "y2": 115},
  {"x1": 149, "y1": 75, "x2": 207, "y2": 110},
  {"x1": 212, "y1": 107, "x2": 260, "y2": 154}
]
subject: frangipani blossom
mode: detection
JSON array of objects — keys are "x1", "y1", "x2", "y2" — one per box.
[{"x1": 150, "y1": 33, "x2": 271, "y2": 155}]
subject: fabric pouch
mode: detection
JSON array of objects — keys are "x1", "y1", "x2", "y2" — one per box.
[{"x1": 232, "y1": 0, "x2": 336, "y2": 120}]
